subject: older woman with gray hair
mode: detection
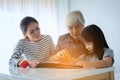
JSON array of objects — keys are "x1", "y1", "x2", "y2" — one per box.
[{"x1": 51, "y1": 10, "x2": 87, "y2": 64}]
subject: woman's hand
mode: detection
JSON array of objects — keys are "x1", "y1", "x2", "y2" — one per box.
[
  {"x1": 27, "y1": 60, "x2": 39, "y2": 68},
  {"x1": 49, "y1": 49, "x2": 71, "y2": 64},
  {"x1": 19, "y1": 60, "x2": 39, "y2": 68}
]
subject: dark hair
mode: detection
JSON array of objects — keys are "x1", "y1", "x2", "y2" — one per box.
[
  {"x1": 81, "y1": 24, "x2": 109, "y2": 59},
  {"x1": 20, "y1": 16, "x2": 38, "y2": 33}
]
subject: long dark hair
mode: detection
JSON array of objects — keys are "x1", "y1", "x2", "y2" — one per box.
[{"x1": 81, "y1": 24, "x2": 109, "y2": 59}]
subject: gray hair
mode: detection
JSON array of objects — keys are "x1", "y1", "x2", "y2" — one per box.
[{"x1": 66, "y1": 10, "x2": 85, "y2": 26}]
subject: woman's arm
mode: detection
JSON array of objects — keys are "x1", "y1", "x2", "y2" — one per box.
[
  {"x1": 9, "y1": 40, "x2": 23, "y2": 67},
  {"x1": 49, "y1": 35, "x2": 55, "y2": 55}
]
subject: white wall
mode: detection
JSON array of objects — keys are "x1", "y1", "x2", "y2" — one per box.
[{"x1": 0, "y1": 11, "x2": 24, "y2": 74}]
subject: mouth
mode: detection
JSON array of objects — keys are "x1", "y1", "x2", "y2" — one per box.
[
  {"x1": 34, "y1": 34, "x2": 40, "y2": 37},
  {"x1": 73, "y1": 34, "x2": 80, "y2": 37}
]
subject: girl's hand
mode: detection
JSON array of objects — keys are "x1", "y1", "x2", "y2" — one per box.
[{"x1": 76, "y1": 61, "x2": 87, "y2": 68}]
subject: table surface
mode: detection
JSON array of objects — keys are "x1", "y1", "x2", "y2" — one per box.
[{"x1": 0, "y1": 67, "x2": 114, "y2": 80}]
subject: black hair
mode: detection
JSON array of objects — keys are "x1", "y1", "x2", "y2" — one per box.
[
  {"x1": 81, "y1": 24, "x2": 109, "y2": 59},
  {"x1": 20, "y1": 16, "x2": 38, "y2": 33}
]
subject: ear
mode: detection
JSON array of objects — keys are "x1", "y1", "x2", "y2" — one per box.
[{"x1": 23, "y1": 33, "x2": 27, "y2": 38}]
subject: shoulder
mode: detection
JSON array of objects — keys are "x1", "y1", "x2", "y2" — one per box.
[
  {"x1": 58, "y1": 33, "x2": 70, "y2": 41},
  {"x1": 103, "y1": 48, "x2": 114, "y2": 58},
  {"x1": 18, "y1": 38, "x2": 31, "y2": 44},
  {"x1": 104, "y1": 48, "x2": 114, "y2": 54},
  {"x1": 42, "y1": 34, "x2": 53, "y2": 40},
  {"x1": 17, "y1": 39, "x2": 26, "y2": 45},
  {"x1": 14, "y1": 39, "x2": 27, "y2": 49},
  {"x1": 103, "y1": 48, "x2": 114, "y2": 66}
]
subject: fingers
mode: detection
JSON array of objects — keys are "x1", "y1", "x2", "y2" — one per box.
[
  {"x1": 64, "y1": 49, "x2": 71, "y2": 57},
  {"x1": 28, "y1": 61, "x2": 39, "y2": 68},
  {"x1": 76, "y1": 61, "x2": 84, "y2": 66},
  {"x1": 59, "y1": 49, "x2": 71, "y2": 58},
  {"x1": 48, "y1": 49, "x2": 71, "y2": 63}
]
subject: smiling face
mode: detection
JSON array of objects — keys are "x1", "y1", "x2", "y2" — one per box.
[
  {"x1": 24, "y1": 22, "x2": 41, "y2": 42},
  {"x1": 68, "y1": 22, "x2": 84, "y2": 40}
]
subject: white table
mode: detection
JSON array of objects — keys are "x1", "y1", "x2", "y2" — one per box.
[{"x1": 0, "y1": 67, "x2": 114, "y2": 80}]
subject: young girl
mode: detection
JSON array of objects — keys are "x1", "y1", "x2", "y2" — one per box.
[{"x1": 76, "y1": 24, "x2": 114, "y2": 68}]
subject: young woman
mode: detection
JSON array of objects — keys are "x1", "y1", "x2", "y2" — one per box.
[
  {"x1": 9, "y1": 16, "x2": 55, "y2": 69},
  {"x1": 76, "y1": 24, "x2": 114, "y2": 68}
]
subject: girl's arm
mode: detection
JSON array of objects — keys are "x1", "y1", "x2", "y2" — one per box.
[{"x1": 76, "y1": 56, "x2": 112, "y2": 68}]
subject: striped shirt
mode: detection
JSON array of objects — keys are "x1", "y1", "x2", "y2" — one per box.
[{"x1": 9, "y1": 35, "x2": 54, "y2": 67}]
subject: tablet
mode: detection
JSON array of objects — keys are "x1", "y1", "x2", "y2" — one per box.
[{"x1": 36, "y1": 63, "x2": 83, "y2": 69}]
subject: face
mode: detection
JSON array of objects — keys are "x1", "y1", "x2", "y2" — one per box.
[
  {"x1": 24, "y1": 22, "x2": 41, "y2": 42},
  {"x1": 82, "y1": 39, "x2": 94, "y2": 53},
  {"x1": 68, "y1": 22, "x2": 84, "y2": 40}
]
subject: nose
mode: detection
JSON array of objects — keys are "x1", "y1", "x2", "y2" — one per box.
[
  {"x1": 33, "y1": 30, "x2": 40, "y2": 36},
  {"x1": 72, "y1": 27, "x2": 77, "y2": 34}
]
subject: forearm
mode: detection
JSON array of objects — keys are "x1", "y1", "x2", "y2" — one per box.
[
  {"x1": 9, "y1": 51, "x2": 23, "y2": 67},
  {"x1": 85, "y1": 59, "x2": 111, "y2": 68},
  {"x1": 9, "y1": 57, "x2": 22, "y2": 67}
]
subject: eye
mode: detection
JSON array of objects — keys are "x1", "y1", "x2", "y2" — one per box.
[
  {"x1": 36, "y1": 27, "x2": 39, "y2": 30},
  {"x1": 29, "y1": 30, "x2": 34, "y2": 34},
  {"x1": 68, "y1": 26, "x2": 73, "y2": 30}
]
